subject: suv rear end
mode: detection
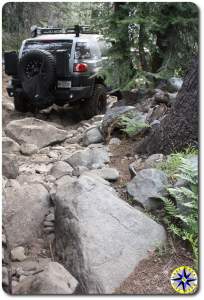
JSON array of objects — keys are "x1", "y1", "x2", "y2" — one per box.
[{"x1": 4, "y1": 26, "x2": 108, "y2": 119}]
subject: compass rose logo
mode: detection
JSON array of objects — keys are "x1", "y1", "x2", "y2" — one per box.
[{"x1": 170, "y1": 266, "x2": 198, "y2": 294}]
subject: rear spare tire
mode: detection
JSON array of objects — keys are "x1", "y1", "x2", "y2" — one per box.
[{"x1": 19, "y1": 50, "x2": 55, "y2": 109}]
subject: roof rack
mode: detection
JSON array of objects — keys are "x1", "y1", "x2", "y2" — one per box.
[{"x1": 30, "y1": 25, "x2": 98, "y2": 38}]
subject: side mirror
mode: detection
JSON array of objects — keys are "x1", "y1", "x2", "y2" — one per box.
[{"x1": 4, "y1": 51, "x2": 18, "y2": 76}]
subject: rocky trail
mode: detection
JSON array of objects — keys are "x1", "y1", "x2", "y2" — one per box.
[{"x1": 2, "y1": 74, "x2": 194, "y2": 294}]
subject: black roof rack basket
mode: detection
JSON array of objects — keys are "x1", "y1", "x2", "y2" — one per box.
[{"x1": 31, "y1": 25, "x2": 99, "y2": 38}]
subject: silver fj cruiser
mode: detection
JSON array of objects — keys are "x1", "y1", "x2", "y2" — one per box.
[{"x1": 4, "y1": 25, "x2": 110, "y2": 119}]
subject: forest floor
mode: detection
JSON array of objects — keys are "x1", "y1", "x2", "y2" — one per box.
[
  {"x1": 109, "y1": 138, "x2": 194, "y2": 294},
  {"x1": 2, "y1": 73, "x2": 195, "y2": 295}
]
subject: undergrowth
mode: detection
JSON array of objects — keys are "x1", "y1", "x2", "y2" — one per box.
[
  {"x1": 159, "y1": 155, "x2": 198, "y2": 269},
  {"x1": 118, "y1": 113, "x2": 150, "y2": 137},
  {"x1": 158, "y1": 147, "x2": 198, "y2": 179}
]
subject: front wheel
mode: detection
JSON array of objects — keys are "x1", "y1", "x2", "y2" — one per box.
[{"x1": 81, "y1": 84, "x2": 107, "y2": 119}]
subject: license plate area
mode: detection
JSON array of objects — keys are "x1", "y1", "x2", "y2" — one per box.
[{"x1": 57, "y1": 80, "x2": 71, "y2": 88}]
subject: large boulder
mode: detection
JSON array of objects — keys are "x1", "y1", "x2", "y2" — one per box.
[
  {"x1": 5, "y1": 118, "x2": 68, "y2": 149},
  {"x1": 13, "y1": 262, "x2": 78, "y2": 295},
  {"x1": 127, "y1": 168, "x2": 168, "y2": 210},
  {"x1": 3, "y1": 182, "x2": 50, "y2": 247},
  {"x1": 66, "y1": 145, "x2": 110, "y2": 169},
  {"x1": 82, "y1": 126, "x2": 103, "y2": 146},
  {"x1": 54, "y1": 174, "x2": 166, "y2": 294},
  {"x1": 2, "y1": 136, "x2": 20, "y2": 153}
]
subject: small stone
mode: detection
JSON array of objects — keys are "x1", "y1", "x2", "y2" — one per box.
[
  {"x1": 20, "y1": 143, "x2": 38, "y2": 156},
  {"x1": 144, "y1": 154, "x2": 164, "y2": 168},
  {"x1": 77, "y1": 127, "x2": 84, "y2": 133},
  {"x1": 43, "y1": 227, "x2": 54, "y2": 234},
  {"x1": 109, "y1": 137, "x2": 121, "y2": 145},
  {"x1": 47, "y1": 233, "x2": 55, "y2": 242},
  {"x1": 50, "y1": 161, "x2": 73, "y2": 179},
  {"x1": 2, "y1": 136, "x2": 20, "y2": 153},
  {"x1": 2, "y1": 266, "x2": 9, "y2": 286},
  {"x1": 2, "y1": 234, "x2": 7, "y2": 246},
  {"x1": 82, "y1": 126, "x2": 103, "y2": 146},
  {"x1": 12, "y1": 280, "x2": 19, "y2": 289},
  {"x1": 72, "y1": 166, "x2": 89, "y2": 177},
  {"x1": 48, "y1": 151, "x2": 58, "y2": 159},
  {"x1": 19, "y1": 275, "x2": 27, "y2": 282},
  {"x1": 2, "y1": 248, "x2": 5, "y2": 263},
  {"x1": 45, "y1": 213, "x2": 55, "y2": 222},
  {"x1": 11, "y1": 246, "x2": 26, "y2": 262},
  {"x1": 2, "y1": 154, "x2": 19, "y2": 179},
  {"x1": 44, "y1": 221, "x2": 54, "y2": 227},
  {"x1": 85, "y1": 167, "x2": 119, "y2": 181}
]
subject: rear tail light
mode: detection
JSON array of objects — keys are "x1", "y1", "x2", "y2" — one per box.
[{"x1": 73, "y1": 63, "x2": 88, "y2": 72}]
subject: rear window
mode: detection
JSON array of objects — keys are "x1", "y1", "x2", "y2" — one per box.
[
  {"x1": 74, "y1": 42, "x2": 91, "y2": 59},
  {"x1": 22, "y1": 40, "x2": 73, "y2": 56}
]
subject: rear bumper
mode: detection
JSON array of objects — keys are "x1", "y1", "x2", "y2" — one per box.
[
  {"x1": 54, "y1": 86, "x2": 93, "y2": 102},
  {"x1": 7, "y1": 84, "x2": 93, "y2": 103}
]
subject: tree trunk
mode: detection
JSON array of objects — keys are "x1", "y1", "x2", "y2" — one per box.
[
  {"x1": 139, "y1": 24, "x2": 148, "y2": 71},
  {"x1": 136, "y1": 56, "x2": 199, "y2": 155}
]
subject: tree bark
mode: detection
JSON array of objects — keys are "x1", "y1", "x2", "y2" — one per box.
[
  {"x1": 139, "y1": 24, "x2": 148, "y2": 71},
  {"x1": 136, "y1": 56, "x2": 199, "y2": 155}
]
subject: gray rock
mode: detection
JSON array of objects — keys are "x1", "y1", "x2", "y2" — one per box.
[
  {"x1": 102, "y1": 106, "x2": 146, "y2": 140},
  {"x1": 43, "y1": 221, "x2": 54, "y2": 227},
  {"x1": 20, "y1": 143, "x2": 38, "y2": 156},
  {"x1": 84, "y1": 167, "x2": 119, "y2": 181},
  {"x1": 3, "y1": 183, "x2": 50, "y2": 247},
  {"x1": 54, "y1": 174, "x2": 166, "y2": 294},
  {"x1": 43, "y1": 227, "x2": 54, "y2": 234},
  {"x1": 5, "y1": 118, "x2": 68, "y2": 149},
  {"x1": 66, "y1": 146, "x2": 110, "y2": 169},
  {"x1": 82, "y1": 126, "x2": 103, "y2": 146},
  {"x1": 152, "y1": 90, "x2": 170, "y2": 105},
  {"x1": 2, "y1": 234, "x2": 7, "y2": 246},
  {"x1": 129, "y1": 158, "x2": 144, "y2": 177},
  {"x1": 167, "y1": 77, "x2": 183, "y2": 92},
  {"x1": 2, "y1": 136, "x2": 20, "y2": 153},
  {"x1": 11, "y1": 246, "x2": 26, "y2": 262},
  {"x1": 45, "y1": 213, "x2": 55, "y2": 222},
  {"x1": 2, "y1": 266, "x2": 9, "y2": 287},
  {"x1": 50, "y1": 161, "x2": 73, "y2": 179},
  {"x1": 72, "y1": 166, "x2": 89, "y2": 177},
  {"x1": 109, "y1": 137, "x2": 121, "y2": 145},
  {"x1": 144, "y1": 154, "x2": 165, "y2": 168},
  {"x1": 48, "y1": 151, "x2": 59, "y2": 159},
  {"x1": 127, "y1": 168, "x2": 168, "y2": 210},
  {"x1": 13, "y1": 262, "x2": 78, "y2": 295},
  {"x1": 2, "y1": 154, "x2": 18, "y2": 179}
]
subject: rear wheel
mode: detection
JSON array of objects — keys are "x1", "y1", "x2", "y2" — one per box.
[{"x1": 81, "y1": 84, "x2": 107, "y2": 119}]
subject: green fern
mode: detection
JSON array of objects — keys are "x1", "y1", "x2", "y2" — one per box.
[
  {"x1": 160, "y1": 157, "x2": 198, "y2": 268},
  {"x1": 118, "y1": 114, "x2": 150, "y2": 136}
]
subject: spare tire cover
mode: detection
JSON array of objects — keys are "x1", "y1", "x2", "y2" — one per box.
[{"x1": 19, "y1": 49, "x2": 56, "y2": 100}]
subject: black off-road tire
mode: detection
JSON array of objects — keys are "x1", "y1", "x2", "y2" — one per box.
[
  {"x1": 14, "y1": 92, "x2": 29, "y2": 113},
  {"x1": 19, "y1": 49, "x2": 56, "y2": 89},
  {"x1": 81, "y1": 84, "x2": 107, "y2": 119}
]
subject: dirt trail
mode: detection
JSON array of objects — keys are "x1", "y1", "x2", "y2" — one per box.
[{"x1": 2, "y1": 73, "x2": 194, "y2": 295}]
